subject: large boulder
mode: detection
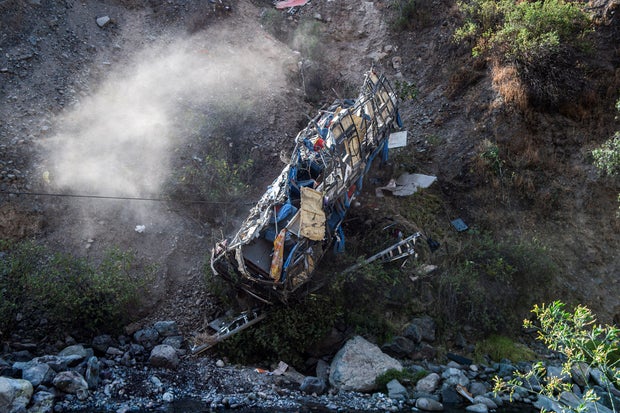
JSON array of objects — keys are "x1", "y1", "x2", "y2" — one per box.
[
  {"x1": 0, "y1": 377, "x2": 33, "y2": 413},
  {"x1": 329, "y1": 336, "x2": 403, "y2": 392}
]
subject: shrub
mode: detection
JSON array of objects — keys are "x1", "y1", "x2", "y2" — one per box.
[
  {"x1": 392, "y1": 0, "x2": 434, "y2": 31},
  {"x1": 474, "y1": 334, "x2": 536, "y2": 363},
  {"x1": 455, "y1": 0, "x2": 592, "y2": 108},
  {"x1": 436, "y1": 231, "x2": 557, "y2": 333},
  {"x1": 0, "y1": 241, "x2": 151, "y2": 338},
  {"x1": 218, "y1": 294, "x2": 338, "y2": 367},
  {"x1": 495, "y1": 302, "x2": 620, "y2": 412},
  {"x1": 592, "y1": 97, "x2": 620, "y2": 215},
  {"x1": 375, "y1": 368, "x2": 428, "y2": 392}
]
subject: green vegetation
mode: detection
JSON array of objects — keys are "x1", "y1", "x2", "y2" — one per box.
[
  {"x1": 394, "y1": 80, "x2": 419, "y2": 101},
  {"x1": 375, "y1": 368, "x2": 428, "y2": 392},
  {"x1": 592, "y1": 97, "x2": 620, "y2": 215},
  {"x1": 474, "y1": 334, "x2": 536, "y2": 363},
  {"x1": 455, "y1": 0, "x2": 590, "y2": 61},
  {"x1": 479, "y1": 139, "x2": 505, "y2": 178},
  {"x1": 0, "y1": 241, "x2": 151, "y2": 337},
  {"x1": 455, "y1": 0, "x2": 591, "y2": 108},
  {"x1": 392, "y1": 0, "x2": 433, "y2": 31},
  {"x1": 437, "y1": 231, "x2": 558, "y2": 333},
  {"x1": 494, "y1": 302, "x2": 619, "y2": 412},
  {"x1": 218, "y1": 295, "x2": 338, "y2": 366}
]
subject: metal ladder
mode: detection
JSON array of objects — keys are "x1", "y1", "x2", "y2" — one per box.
[{"x1": 343, "y1": 232, "x2": 421, "y2": 274}]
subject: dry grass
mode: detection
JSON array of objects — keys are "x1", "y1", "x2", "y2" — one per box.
[
  {"x1": 491, "y1": 64, "x2": 528, "y2": 111},
  {"x1": 446, "y1": 59, "x2": 486, "y2": 100}
]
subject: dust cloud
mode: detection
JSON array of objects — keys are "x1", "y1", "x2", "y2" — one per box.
[{"x1": 44, "y1": 31, "x2": 289, "y2": 199}]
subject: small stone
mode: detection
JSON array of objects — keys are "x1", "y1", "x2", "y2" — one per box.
[
  {"x1": 153, "y1": 321, "x2": 179, "y2": 337},
  {"x1": 416, "y1": 397, "x2": 444, "y2": 411},
  {"x1": 149, "y1": 345, "x2": 179, "y2": 369},
  {"x1": 162, "y1": 392, "x2": 174, "y2": 402},
  {"x1": 300, "y1": 376, "x2": 326, "y2": 395},
  {"x1": 52, "y1": 371, "x2": 88, "y2": 394},
  {"x1": 216, "y1": 359, "x2": 225, "y2": 368},
  {"x1": 466, "y1": 403, "x2": 488, "y2": 413},
  {"x1": 96, "y1": 16, "x2": 111, "y2": 28}
]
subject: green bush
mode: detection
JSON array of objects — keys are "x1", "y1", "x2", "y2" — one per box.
[
  {"x1": 593, "y1": 133, "x2": 620, "y2": 176},
  {"x1": 218, "y1": 294, "x2": 338, "y2": 366},
  {"x1": 474, "y1": 334, "x2": 536, "y2": 363},
  {"x1": 392, "y1": 0, "x2": 433, "y2": 31},
  {"x1": 375, "y1": 368, "x2": 428, "y2": 392},
  {"x1": 437, "y1": 232, "x2": 557, "y2": 332},
  {"x1": 0, "y1": 241, "x2": 151, "y2": 337},
  {"x1": 495, "y1": 302, "x2": 619, "y2": 412},
  {"x1": 455, "y1": 0, "x2": 590, "y2": 61},
  {"x1": 455, "y1": 0, "x2": 591, "y2": 108}
]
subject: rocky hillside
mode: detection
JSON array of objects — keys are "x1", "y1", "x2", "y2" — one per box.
[{"x1": 1, "y1": 0, "x2": 619, "y2": 349}]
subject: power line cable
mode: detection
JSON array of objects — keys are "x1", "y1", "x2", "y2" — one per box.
[{"x1": 0, "y1": 190, "x2": 252, "y2": 205}]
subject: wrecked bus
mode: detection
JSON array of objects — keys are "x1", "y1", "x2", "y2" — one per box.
[{"x1": 210, "y1": 68, "x2": 401, "y2": 306}]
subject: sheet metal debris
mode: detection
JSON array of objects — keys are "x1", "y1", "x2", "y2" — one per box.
[
  {"x1": 275, "y1": 0, "x2": 310, "y2": 9},
  {"x1": 451, "y1": 218, "x2": 469, "y2": 232},
  {"x1": 388, "y1": 130, "x2": 407, "y2": 148},
  {"x1": 376, "y1": 173, "x2": 437, "y2": 197}
]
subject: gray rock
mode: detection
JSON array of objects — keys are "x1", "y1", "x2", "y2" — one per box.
[
  {"x1": 85, "y1": 356, "x2": 100, "y2": 389},
  {"x1": 473, "y1": 395, "x2": 498, "y2": 409},
  {"x1": 416, "y1": 372, "x2": 441, "y2": 393},
  {"x1": 571, "y1": 362, "x2": 590, "y2": 387},
  {"x1": 300, "y1": 376, "x2": 326, "y2": 395},
  {"x1": 387, "y1": 379, "x2": 408, "y2": 401},
  {"x1": 162, "y1": 336, "x2": 183, "y2": 349},
  {"x1": 495, "y1": 362, "x2": 517, "y2": 378},
  {"x1": 405, "y1": 316, "x2": 436, "y2": 342},
  {"x1": 92, "y1": 335, "x2": 113, "y2": 354},
  {"x1": 22, "y1": 363, "x2": 54, "y2": 387},
  {"x1": 469, "y1": 381, "x2": 487, "y2": 396},
  {"x1": 96, "y1": 16, "x2": 110, "y2": 28},
  {"x1": 162, "y1": 391, "x2": 174, "y2": 402},
  {"x1": 0, "y1": 377, "x2": 33, "y2": 413},
  {"x1": 561, "y1": 390, "x2": 614, "y2": 413},
  {"x1": 441, "y1": 385, "x2": 462, "y2": 405},
  {"x1": 58, "y1": 344, "x2": 92, "y2": 361},
  {"x1": 29, "y1": 390, "x2": 54, "y2": 413},
  {"x1": 315, "y1": 359, "x2": 329, "y2": 382},
  {"x1": 52, "y1": 371, "x2": 88, "y2": 394},
  {"x1": 590, "y1": 368, "x2": 610, "y2": 387},
  {"x1": 466, "y1": 403, "x2": 489, "y2": 413},
  {"x1": 547, "y1": 365, "x2": 570, "y2": 382},
  {"x1": 134, "y1": 328, "x2": 159, "y2": 350},
  {"x1": 149, "y1": 345, "x2": 179, "y2": 369},
  {"x1": 402, "y1": 324, "x2": 422, "y2": 343},
  {"x1": 329, "y1": 336, "x2": 403, "y2": 392},
  {"x1": 381, "y1": 336, "x2": 415, "y2": 358},
  {"x1": 534, "y1": 395, "x2": 564, "y2": 413},
  {"x1": 411, "y1": 343, "x2": 437, "y2": 360},
  {"x1": 442, "y1": 367, "x2": 470, "y2": 387},
  {"x1": 154, "y1": 321, "x2": 179, "y2": 337},
  {"x1": 416, "y1": 397, "x2": 444, "y2": 411}
]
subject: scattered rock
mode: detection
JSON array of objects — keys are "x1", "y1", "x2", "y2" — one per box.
[
  {"x1": 300, "y1": 376, "x2": 326, "y2": 395},
  {"x1": 29, "y1": 390, "x2": 54, "y2": 413},
  {"x1": 52, "y1": 371, "x2": 88, "y2": 394},
  {"x1": 416, "y1": 397, "x2": 444, "y2": 411},
  {"x1": 153, "y1": 321, "x2": 179, "y2": 337},
  {"x1": 85, "y1": 356, "x2": 100, "y2": 389},
  {"x1": 149, "y1": 345, "x2": 179, "y2": 369},
  {"x1": 466, "y1": 403, "x2": 489, "y2": 413},
  {"x1": 134, "y1": 328, "x2": 159, "y2": 350},
  {"x1": 416, "y1": 372, "x2": 441, "y2": 393},
  {"x1": 387, "y1": 379, "x2": 408, "y2": 401},
  {"x1": 21, "y1": 362, "x2": 54, "y2": 387}
]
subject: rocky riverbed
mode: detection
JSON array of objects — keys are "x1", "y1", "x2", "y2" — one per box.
[{"x1": 2, "y1": 318, "x2": 619, "y2": 413}]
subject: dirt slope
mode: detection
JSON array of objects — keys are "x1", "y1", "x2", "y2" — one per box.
[{"x1": 1, "y1": 0, "x2": 618, "y2": 345}]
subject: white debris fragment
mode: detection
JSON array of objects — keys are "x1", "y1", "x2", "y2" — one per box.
[
  {"x1": 388, "y1": 131, "x2": 408, "y2": 148},
  {"x1": 135, "y1": 225, "x2": 145, "y2": 233},
  {"x1": 96, "y1": 16, "x2": 111, "y2": 28}
]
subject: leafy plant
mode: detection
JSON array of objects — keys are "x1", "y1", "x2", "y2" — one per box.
[
  {"x1": 474, "y1": 334, "x2": 536, "y2": 363},
  {"x1": 480, "y1": 139, "x2": 505, "y2": 178},
  {"x1": 455, "y1": 0, "x2": 592, "y2": 108},
  {"x1": 394, "y1": 80, "x2": 418, "y2": 101},
  {"x1": 436, "y1": 232, "x2": 557, "y2": 333},
  {"x1": 0, "y1": 241, "x2": 151, "y2": 338},
  {"x1": 392, "y1": 0, "x2": 433, "y2": 31},
  {"x1": 494, "y1": 301, "x2": 619, "y2": 412},
  {"x1": 375, "y1": 368, "x2": 428, "y2": 392},
  {"x1": 592, "y1": 97, "x2": 620, "y2": 215}
]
